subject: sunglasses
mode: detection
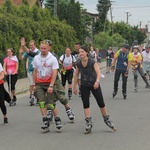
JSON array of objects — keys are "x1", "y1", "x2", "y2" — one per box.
[{"x1": 40, "y1": 40, "x2": 52, "y2": 46}]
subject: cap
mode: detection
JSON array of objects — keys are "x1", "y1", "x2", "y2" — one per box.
[{"x1": 122, "y1": 44, "x2": 129, "y2": 49}]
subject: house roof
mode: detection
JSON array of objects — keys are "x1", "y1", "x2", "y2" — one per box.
[{"x1": 0, "y1": 0, "x2": 41, "y2": 7}]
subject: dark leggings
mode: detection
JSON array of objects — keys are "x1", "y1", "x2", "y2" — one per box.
[
  {"x1": 80, "y1": 84, "x2": 105, "y2": 109},
  {"x1": 6, "y1": 74, "x2": 18, "y2": 91},
  {"x1": 0, "y1": 84, "x2": 7, "y2": 115},
  {"x1": 61, "y1": 69, "x2": 73, "y2": 86}
]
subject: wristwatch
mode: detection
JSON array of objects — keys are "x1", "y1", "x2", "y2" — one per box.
[{"x1": 49, "y1": 85, "x2": 53, "y2": 88}]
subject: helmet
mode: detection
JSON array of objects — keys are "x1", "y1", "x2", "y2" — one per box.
[
  {"x1": 145, "y1": 44, "x2": 150, "y2": 49},
  {"x1": 133, "y1": 40, "x2": 138, "y2": 45},
  {"x1": 122, "y1": 44, "x2": 129, "y2": 49},
  {"x1": 132, "y1": 46, "x2": 140, "y2": 51}
]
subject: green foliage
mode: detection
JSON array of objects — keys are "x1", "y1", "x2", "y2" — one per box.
[
  {"x1": 45, "y1": 0, "x2": 60, "y2": 15},
  {"x1": 95, "y1": 0, "x2": 111, "y2": 32},
  {"x1": 113, "y1": 21, "x2": 146, "y2": 45},
  {"x1": 57, "y1": 0, "x2": 82, "y2": 41},
  {"x1": 0, "y1": 1, "x2": 77, "y2": 78},
  {"x1": 94, "y1": 32, "x2": 125, "y2": 49}
]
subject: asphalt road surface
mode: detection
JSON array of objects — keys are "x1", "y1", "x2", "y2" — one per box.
[{"x1": 0, "y1": 69, "x2": 150, "y2": 150}]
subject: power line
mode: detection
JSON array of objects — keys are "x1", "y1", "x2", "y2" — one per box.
[{"x1": 113, "y1": 5, "x2": 150, "y2": 9}]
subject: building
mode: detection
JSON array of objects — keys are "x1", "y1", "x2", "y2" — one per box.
[{"x1": 0, "y1": 0, "x2": 42, "y2": 7}]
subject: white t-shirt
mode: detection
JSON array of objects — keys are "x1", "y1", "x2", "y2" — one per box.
[
  {"x1": 60, "y1": 54, "x2": 76, "y2": 70},
  {"x1": 89, "y1": 51, "x2": 96, "y2": 59},
  {"x1": 142, "y1": 51, "x2": 150, "y2": 62},
  {"x1": 32, "y1": 52, "x2": 59, "y2": 83},
  {"x1": 0, "y1": 63, "x2": 3, "y2": 72}
]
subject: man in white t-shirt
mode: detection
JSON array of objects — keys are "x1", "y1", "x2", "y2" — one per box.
[{"x1": 31, "y1": 41, "x2": 62, "y2": 131}]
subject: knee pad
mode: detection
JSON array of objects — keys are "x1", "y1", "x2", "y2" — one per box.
[
  {"x1": 39, "y1": 102, "x2": 46, "y2": 109},
  {"x1": 48, "y1": 104, "x2": 56, "y2": 110},
  {"x1": 68, "y1": 79, "x2": 72, "y2": 84}
]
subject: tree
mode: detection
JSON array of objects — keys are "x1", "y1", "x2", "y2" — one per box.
[
  {"x1": 22, "y1": 0, "x2": 29, "y2": 5},
  {"x1": 45, "y1": 0, "x2": 60, "y2": 15},
  {"x1": 0, "y1": 1, "x2": 77, "y2": 78},
  {"x1": 113, "y1": 22, "x2": 146, "y2": 45},
  {"x1": 94, "y1": 32, "x2": 125, "y2": 49},
  {"x1": 95, "y1": 0, "x2": 111, "y2": 33}
]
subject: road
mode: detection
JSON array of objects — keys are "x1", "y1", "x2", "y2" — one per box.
[{"x1": 0, "y1": 69, "x2": 150, "y2": 150}]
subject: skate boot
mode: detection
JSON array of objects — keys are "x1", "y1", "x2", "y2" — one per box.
[
  {"x1": 123, "y1": 92, "x2": 127, "y2": 99},
  {"x1": 4, "y1": 118, "x2": 8, "y2": 124},
  {"x1": 13, "y1": 95, "x2": 17, "y2": 102},
  {"x1": 134, "y1": 79, "x2": 138, "y2": 92},
  {"x1": 9, "y1": 100, "x2": 16, "y2": 107},
  {"x1": 103, "y1": 115, "x2": 116, "y2": 131},
  {"x1": 47, "y1": 108, "x2": 53, "y2": 123},
  {"x1": 134, "y1": 86, "x2": 138, "y2": 92},
  {"x1": 145, "y1": 84, "x2": 150, "y2": 88},
  {"x1": 68, "y1": 88, "x2": 72, "y2": 100},
  {"x1": 112, "y1": 89, "x2": 118, "y2": 98},
  {"x1": 66, "y1": 108, "x2": 75, "y2": 122},
  {"x1": 41, "y1": 117, "x2": 49, "y2": 132},
  {"x1": 84, "y1": 117, "x2": 92, "y2": 134},
  {"x1": 55, "y1": 117, "x2": 62, "y2": 132},
  {"x1": 29, "y1": 94, "x2": 35, "y2": 106}
]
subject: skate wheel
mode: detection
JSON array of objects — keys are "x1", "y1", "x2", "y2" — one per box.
[
  {"x1": 42, "y1": 128, "x2": 49, "y2": 133},
  {"x1": 112, "y1": 127, "x2": 116, "y2": 131},
  {"x1": 84, "y1": 129, "x2": 91, "y2": 134},
  {"x1": 71, "y1": 120, "x2": 75, "y2": 123},
  {"x1": 57, "y1": 128, "x2": 62, "y2": 133}
]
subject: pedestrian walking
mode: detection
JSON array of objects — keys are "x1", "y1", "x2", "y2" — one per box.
[
  {"x1": 111, "y1": 44, "x2": 132, "y2": 99},
  {"x1": 3, "y1": 48, "x2": 18, "y2": 106},
  {"x1": 73, "y1": 46, "x2": 116, "y2": 134}
]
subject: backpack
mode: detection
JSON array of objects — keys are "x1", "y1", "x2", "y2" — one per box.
[
  {"x1": 60, "y1": 54, "x2": 73, "y2": 64},
  {"x1": 117, "y1": 50, "x2": 129, "y2": 58}
]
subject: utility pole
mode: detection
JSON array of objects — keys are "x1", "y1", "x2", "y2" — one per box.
[
  {"x1": 54, "y1": 0, "x2": 57, "y2": 16},
  {"x1": 139, "y1": 21, "x2": 142, "y2": 29},
  {"x1": 109, "y1": 1, "x2": 115, "y2": 35},
  {"x1": 125, "y1": 12, "x2": 132, "y2": 24}
]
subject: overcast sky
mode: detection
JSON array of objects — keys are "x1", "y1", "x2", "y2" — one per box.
[{"x1": 77, "y1": 0, "x2": 150, "y2": 29}]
